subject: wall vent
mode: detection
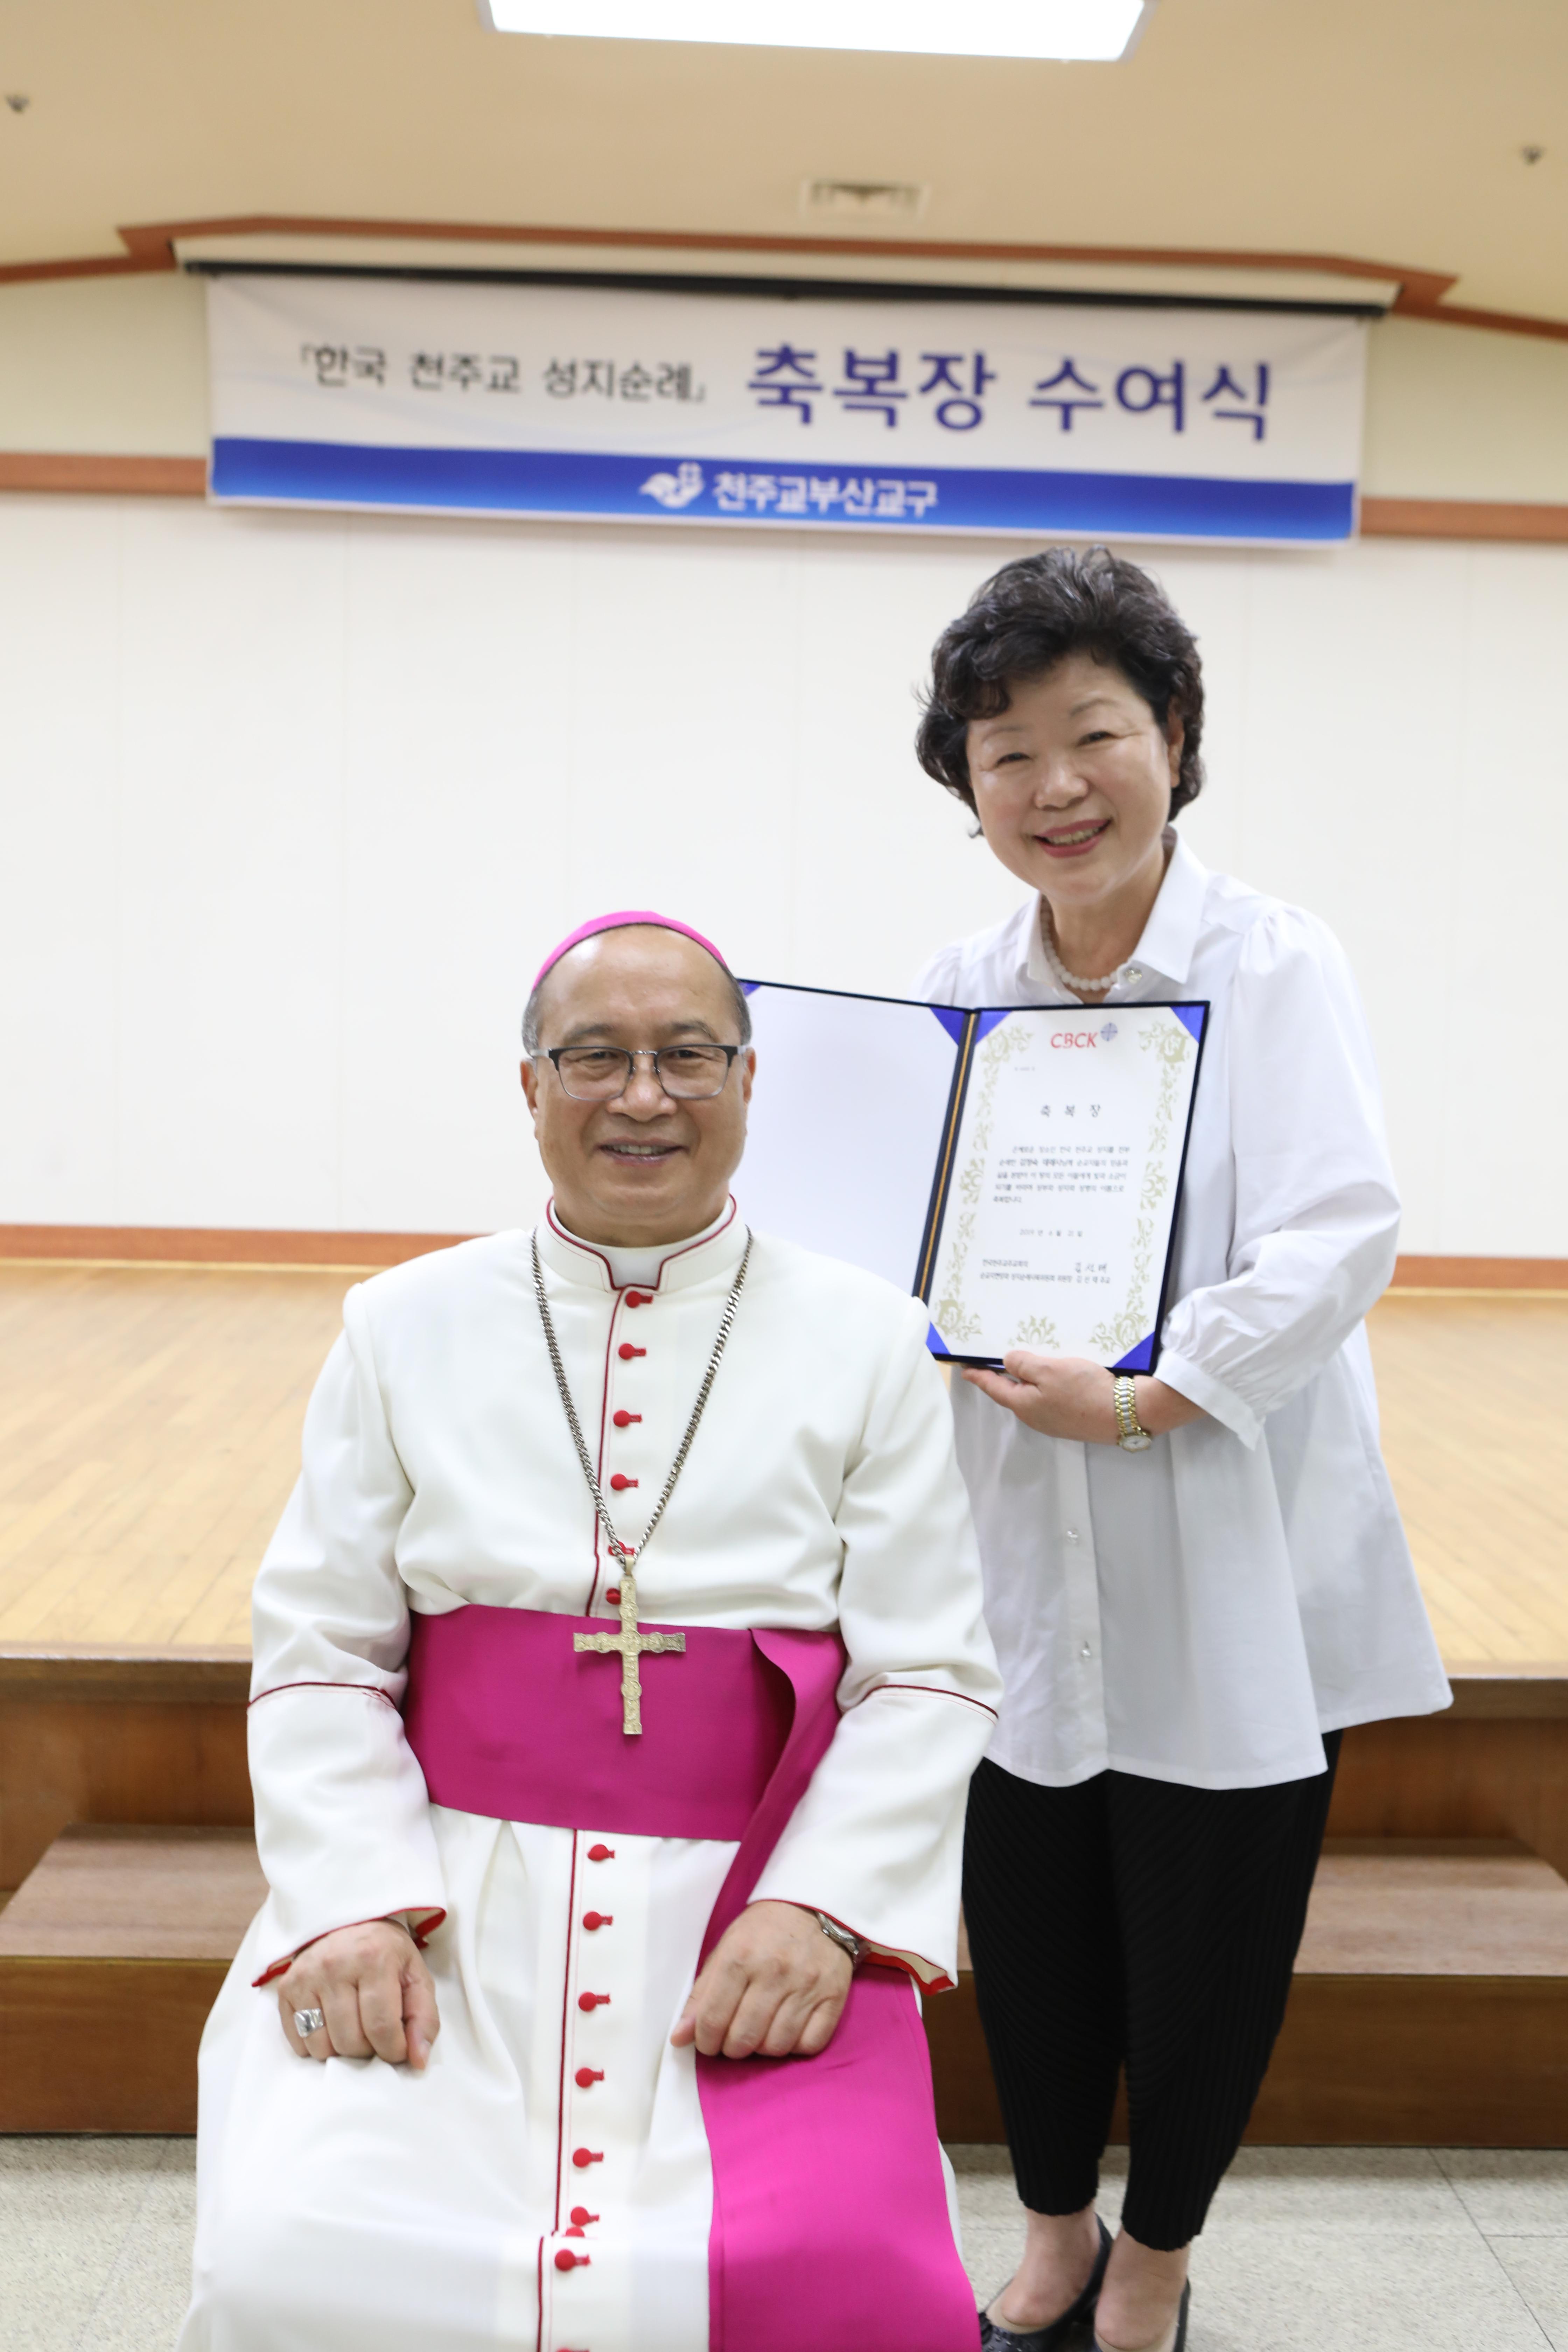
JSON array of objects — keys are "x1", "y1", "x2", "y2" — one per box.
[{"x1": 801, "y1": 179, "x2": 929, "y2": 223}]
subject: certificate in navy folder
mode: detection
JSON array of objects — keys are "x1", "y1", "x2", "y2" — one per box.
[{"x1": 735, "y1": 981, "x2": 1208, "y2": 1371}]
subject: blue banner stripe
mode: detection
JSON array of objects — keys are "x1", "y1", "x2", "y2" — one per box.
[{"x1": 210, "y1": 439, "x2": 1355, "y2": 542}]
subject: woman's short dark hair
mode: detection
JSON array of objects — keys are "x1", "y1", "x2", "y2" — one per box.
[{"x1": 915, "y1": 546, "x2": 1205, "y2": 819}]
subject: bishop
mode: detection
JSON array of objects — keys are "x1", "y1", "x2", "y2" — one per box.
[{"x1": 177, "y1": 911, "x2": 1002, "y2": 2352}]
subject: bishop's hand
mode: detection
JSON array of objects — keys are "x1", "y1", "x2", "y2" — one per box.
[
  {"x1": 670, "y1": 1898, "x2": 853, "y2": 2060},
  {"x1": 276, "y1": 1919, "x2": 440, "y2": 2070}
]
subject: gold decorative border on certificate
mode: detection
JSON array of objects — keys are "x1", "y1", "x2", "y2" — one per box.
[
  {"x1": 1013, "y1": 1310, "x2": 1063, "y2": 1347},
  {"x1": 933, "y1": 1019, "x2": 1031, "y2": 1346},
  {"x1": 1090, "y1": 1014, "x2": 1194, "y2": 1360}
]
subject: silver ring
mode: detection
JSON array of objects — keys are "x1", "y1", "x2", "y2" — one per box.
[{"x1": 293, "y1": 2008, "x2": 325, "y2": 2038}]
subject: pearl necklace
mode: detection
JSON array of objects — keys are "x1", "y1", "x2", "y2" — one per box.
[{"x1": 1040, "y1": 905, "x2": 1137, "y2": 999}]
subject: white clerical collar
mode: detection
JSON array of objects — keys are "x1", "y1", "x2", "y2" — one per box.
[{"x1": 537, "y1": 1196, "x2": 747, "y2": 1294}]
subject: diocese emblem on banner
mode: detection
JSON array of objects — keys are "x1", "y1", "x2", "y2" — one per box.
[{"x1": 206, "y1": 275, "x2": 1368, "y2": 544}]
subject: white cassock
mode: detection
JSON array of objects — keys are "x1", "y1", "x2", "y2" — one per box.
[{"x1": 179, "y1": 1202, "x2": 1001, "y2": 2352}]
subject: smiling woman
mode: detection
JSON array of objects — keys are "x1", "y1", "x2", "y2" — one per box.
[
  {"x1": 916, "y1": 549, "x2": 1205, "y2": 996},
  {"x1": 912, "y1": 548, "x2": 1451, "y2": 2352}
]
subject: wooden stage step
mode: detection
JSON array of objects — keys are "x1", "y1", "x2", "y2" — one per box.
[
  {"x1": 5, "y1": 1825, "x2": 1567, "y2": 2142},
  {"x1": 0, "y1": 1823, "x2": 266, "y2": 2130},
  {"x1": 927, "y1": 1836, "x2": 1568, "y2": 2148}
]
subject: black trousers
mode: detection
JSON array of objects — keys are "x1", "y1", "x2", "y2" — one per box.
[{"x1": 962, "y1": 1735, "x2": 1341, "y2": 2252}]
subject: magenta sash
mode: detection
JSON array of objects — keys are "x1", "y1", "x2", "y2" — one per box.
[
  {"x1": 696, "y1": 1629, "x2": 981, "y2": 2352},
  {"x1": 402, "y1": 1604, "x2": 801, "y2": 1841},
  {"x1": 401, "y1": 1606, "x2": 978, "y2": 2352}
]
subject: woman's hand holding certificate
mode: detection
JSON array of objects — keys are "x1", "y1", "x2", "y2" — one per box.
[{"x1": 959, "y1": 1354, "x2": 1202, "y2": 1443}]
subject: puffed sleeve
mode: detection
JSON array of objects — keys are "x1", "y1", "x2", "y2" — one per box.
[
  {"x1": 748, "y1": 1296, "x2": 1002, "y2": 1988},
  {"x1": 246, "y1": 1286, "x2": 446, "y2": 1981},
  {"x1": 1156, "y1": 908, "x2": 1401, "y2": 1450},
  {"x1": 912, "y1": 937, "x2": 966, "y2": 1008}
]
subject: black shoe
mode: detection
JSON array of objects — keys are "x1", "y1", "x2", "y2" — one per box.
[
  {"x1": 978, "y1": 2217, "x2": 1114, "y2": 2350},
  {"x1": 1092, "y1": 2280, "x2": 1190, "y2": 2352}
]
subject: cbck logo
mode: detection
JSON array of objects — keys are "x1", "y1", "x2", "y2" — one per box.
[{"x1": 1050, "y1": 1023, "x2": 1119, "y2": 1048}]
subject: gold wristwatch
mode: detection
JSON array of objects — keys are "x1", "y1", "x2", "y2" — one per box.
[{"x1": 1112, "y1": 1374, "x2": 1154, "y2": 1451}]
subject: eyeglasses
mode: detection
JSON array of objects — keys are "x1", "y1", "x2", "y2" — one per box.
[{"x1": 542, "y1": 1044, "x2": 741, "y2": 1101}]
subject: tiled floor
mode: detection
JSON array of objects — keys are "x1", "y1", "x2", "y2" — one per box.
[
  {"x1": 1, "y1": 2139, "x2": 196, "y2": 2352},
  {"x1": 2, "y1": 2138, "x2": 1565, "y2": 2350},
  {"x1": 958, "y1": 2145, "x2": 1568, "y2": 2351}
]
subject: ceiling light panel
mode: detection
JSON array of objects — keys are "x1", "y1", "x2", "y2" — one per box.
[{"x1": 480, "y1": 0, "x2": 1154, "y2": 64}]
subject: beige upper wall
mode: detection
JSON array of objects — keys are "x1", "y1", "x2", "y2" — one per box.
[
  {"x1": 1, "y1": 270, "x2": 1566, "y2": 504},
  {"x1": 0, "y1": 276, "x2": 210, "y2": 458},
  {"x1": 1360, "y1": 318, "x2": 1568, "y2": 504},
  {"x1": 1, "y1": 0, "x2": 1566, "y2": 326}
]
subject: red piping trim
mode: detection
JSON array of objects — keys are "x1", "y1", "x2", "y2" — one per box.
[
  {"x1": 585, "y1": 1295, "x2": 618, "y2": 1614},
  {"x1": 871, "y1": 1954, "x2": 957, "y2": 1994},
  {"x1": 647, "y1": 1195, "x2": 739, "y2": 1290},
  {"x1": 251, "y1": 1905, "x2": 448, "y2": 1987},
  {"x1": 793, "y1": 1909, "x2": 954, "y2": 1996},
  {"x1": 247, "y1": 1680, "x2": 400, "y2": 1709},
  {"x1": 854, "y1": 1948, "x2": 955, "y2": 1995},
  {"x1": 545, "y1": 1198, "x2": 618, "y2": 1290},
  {"x1": 877, "y1": 1682, "x2": 1000, "y2": 1718},
  {"x1": 539, "y1": 1194, "x2": 744, "y2": 1611},
  {"x1": 551, "y1": 1832, "x2": 580, "y2": 2234}
]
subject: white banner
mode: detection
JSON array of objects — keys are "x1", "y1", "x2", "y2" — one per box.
[{"x1": 207, "y1": 273, "x2": 1366, "y2": 543}]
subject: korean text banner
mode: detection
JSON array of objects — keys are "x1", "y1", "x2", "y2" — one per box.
[{"x1": 205, "y1": 274, "x2": 1367, "y2": 544}]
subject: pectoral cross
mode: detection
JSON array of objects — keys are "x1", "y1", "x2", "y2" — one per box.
[{"x1": 574, "y1": 1563, "x2": 686, "y2": 1736}]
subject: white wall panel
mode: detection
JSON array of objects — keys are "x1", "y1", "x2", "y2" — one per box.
[
  {"x1": 335, "y1": 514, "x2": 577, "y2": 1233},
  {"x1": 113, "y1": 503, "x2": 345, "y2": 1228},
  {"x1": 1, "y1": 492, "x2": 1563, "y2": 1255},
  {"x1": 1438, "y1": 546, "x2": 1568, "y2": 1253},
  {"x1": 1185, "y1": 538, "x2": 1470, "y2": 1250},
  {"x1": 0, "y1": 497, "x2": 122, "y2": 1217}
]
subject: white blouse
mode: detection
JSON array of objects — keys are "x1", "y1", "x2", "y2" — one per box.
[{"x1": 916, "y1": 831, "x2": 1450, "y2": 1792}]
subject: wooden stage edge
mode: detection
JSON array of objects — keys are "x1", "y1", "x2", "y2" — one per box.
[
  {"x1": 5, "y1": 1647, "x2": 1568, "y2": 2142},
  {"x1": 3, "y1": 1647, "x2": 1567, "y2": 1895},
  {"x1": 3, "y1": 1227, "x2": 1567, "y2": 1288},
  {"x1": 1, "y1": 1648, "x2": 1562, "y2": 1712}
]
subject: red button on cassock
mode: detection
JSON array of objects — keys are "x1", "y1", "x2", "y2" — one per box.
[
  {"x1": 612, "y1": 1410, "x2": 641, "y2": 1428},
  {"x1": 587, "y1": 1845, "x2": 615, "y2": 1862},
  {"x1": 624, "y1": 1290, "x2": 650, "y2": 1306},
  {"x1": 572, "y1": 2148, "x2": 604, "y2": 2169},
  {"x1": 555, "y1": 2248, "x2": 590, "y2": 2270},
  {"x1": 578, "y1": 1991, "x2": 610, "y2": 2012},
  {"x1": 575, "y1": 2065, "x2": 605, "y2": 2087},
  {"x1": 609, "y1": 1474, "x2": 638, "y2": 1492},
  {"x1": 618, "y1": 1343, "x2": 646, "y2": 1362},
  {"x1": 564, "y1": 2226, "x2": 586, "y2": 2238},
  {"x1": 605, "y1": 1587, "x2": 621, "y2": 1604},
  {"x1": 569, "y1": 2208, "x2": 599, "y2": 2227},
  {"x1": 582, "y1": 1912, "x2": 612, "y2": 1931}
]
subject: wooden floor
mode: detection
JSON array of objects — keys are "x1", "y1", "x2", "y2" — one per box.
[
  {"x1": 1367, "y1": 1294, "x2": 1568, "y2": 1664},
  {"x1": 0, "y1": 1264, "x2": 1564, "y2": 1663},
  {"x1": 0, "y1": 1265, "x2": 351, "y2": 1650}
]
